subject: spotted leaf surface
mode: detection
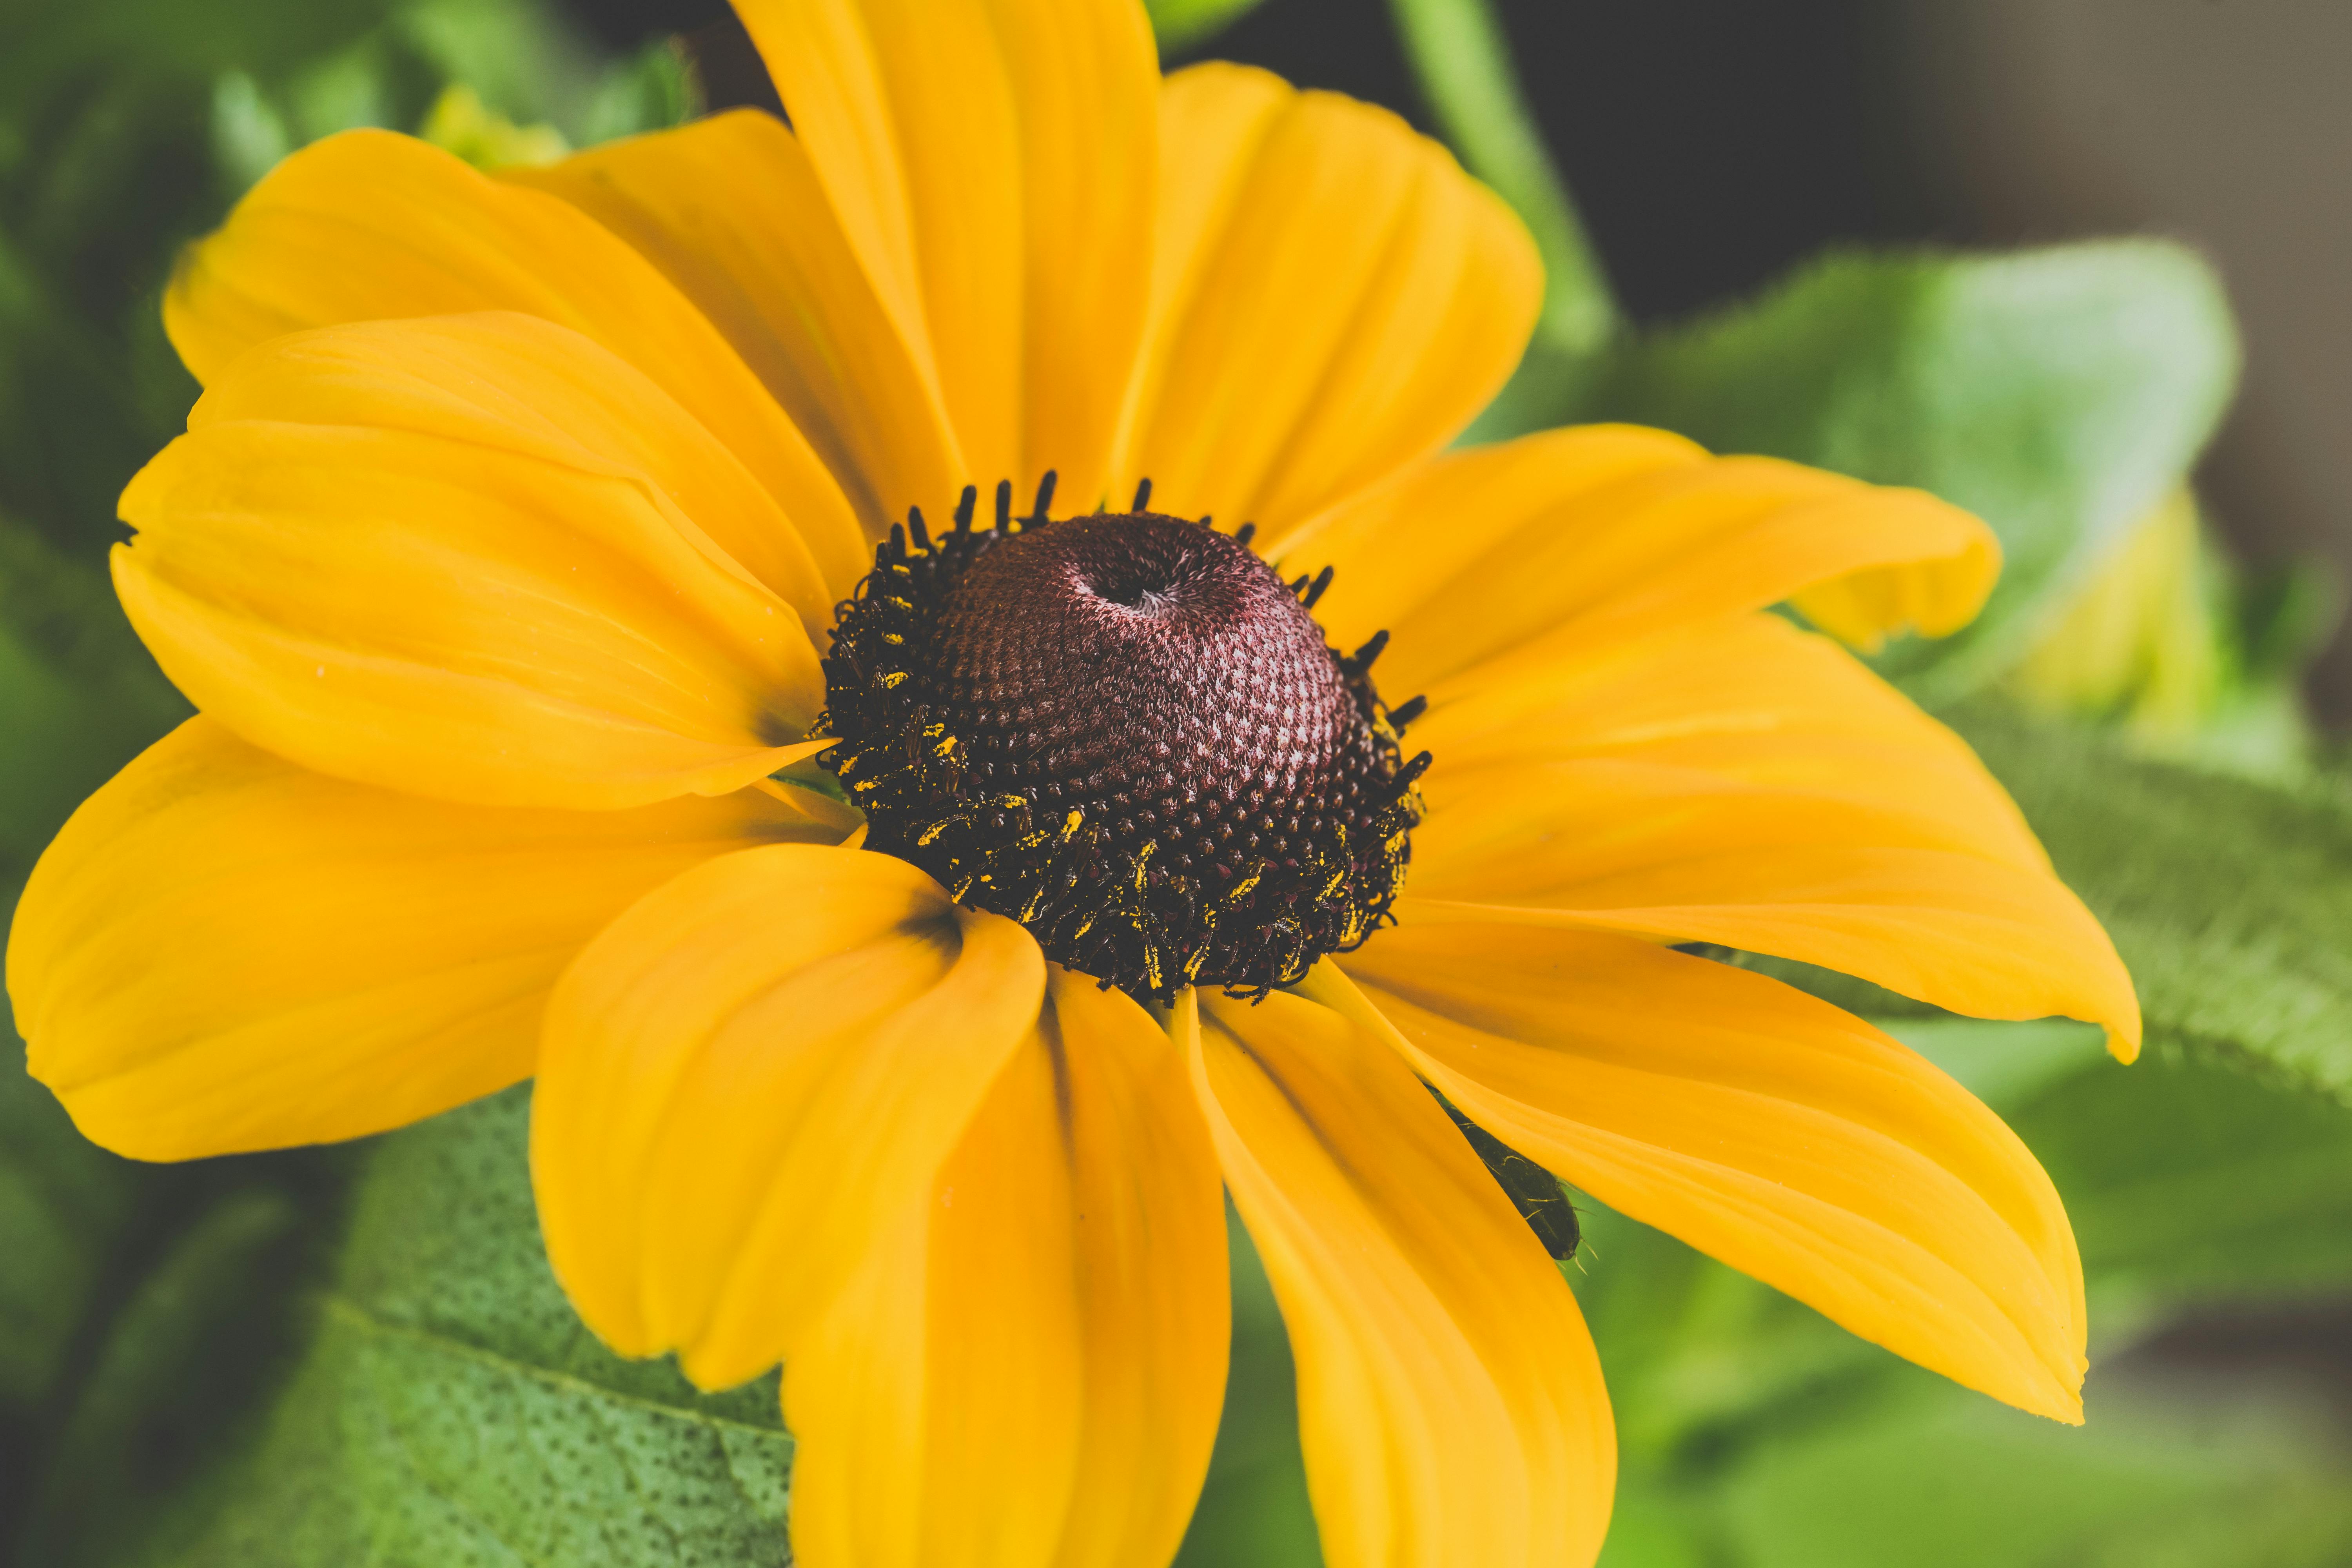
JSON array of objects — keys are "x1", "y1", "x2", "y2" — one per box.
[{"x1": 96, "y1": 1088, "x2": 793, "y2": 1568}]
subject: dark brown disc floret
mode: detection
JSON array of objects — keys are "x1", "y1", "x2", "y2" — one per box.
[{"x1": 814, "y1": 477, "x2": 1428, "y2": 1003}]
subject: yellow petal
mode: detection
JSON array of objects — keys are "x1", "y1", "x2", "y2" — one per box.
[
  {"x1": 1412, "y1": 612, "x2": 2048, "y2": 873},
  {"x1": 1111, "y1": 64, "x2": 1540, "y2": 537},
  {"x1": 510, "y1": 111, "x2": 963, "y2": 537},
  {"x1": 735, "y1": 0, "x2": 1159, "y2": 511},
  {"x1": 4, "y1": 718, "x2": 836, "y2": 1161},
  {"x1": 786, "y1": 969, "x2": 1227, "y2": 1568},
  {"x1": 1320, "y1": 932, "x2": 2089, "y2": 1422},
  {"x1": 531, "y1": 844, "x2": 1044, "y2": 1389},
  {"x1": 1402, "y1": 742, "x2": 2140, "y2": 1058},
  {"x1": 1284, "y1": 426, "x2": 2001, "y2": 697},
  {"x1": 167, "y1": 127, "x2": 865, "y2": 592},
  {"x1": 1186, "y1": 987, "x2": 1614, "y2": 1568},
  {"x1": 189, "y1": 310, "x2": 840, "y2": 632},
  {"x1": 117, "y1": 322, "x2": 828, "y2": 811}
]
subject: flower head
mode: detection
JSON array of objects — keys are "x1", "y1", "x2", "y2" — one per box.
[{"x1": 5, "y1": 3, "x2": 2139, "y2": 1564}]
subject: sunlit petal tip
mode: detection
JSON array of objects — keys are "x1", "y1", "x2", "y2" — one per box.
[
  {"x1": 531, "y1": 843, "x2": 1046, "y2": 1389},
  {"x1": 7, "y1": 718, "x2": 834, "y2": 1162},
  {"x1": 1784, "y1": 483, "x2": 2004, "y2": 652},
  {"x1": 1327, "y1": 929, "x2": 2092, "y2": 1423},
  {"x1": 2103, "y1": 1009, "x2": 2145, "y2": 1065}
]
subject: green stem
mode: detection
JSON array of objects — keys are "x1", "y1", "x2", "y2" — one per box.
[{"x1": 1388, "y1": 0, "x2": 1619, "y2": 358}]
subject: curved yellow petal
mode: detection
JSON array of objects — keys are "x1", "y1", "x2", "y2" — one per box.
[
  {"x1": 189, "y1": 310, "x2": 840, "y2": 632},
  {"x1": 166, "y1": 127, "x2": 865, "y2": 592},
  {"x1": 1319, "y1": 932, "x2": 2089, "y2": 1422},
  {"x1": 787, "y1": 969, "x2": 1227, "y2": 1568},
  {"x1": 531, "y1": 844, "x2": 1045, "y2": 1390},
  {"x1": 1285, "y1": 426, "x2": 2001, "y2": 697},
  {"x1": 1398, "y1": 836, "x2": 2140, "y2": 1060},
  {"x1": 4, "y1": 719, "x2": 838, "y2": 1161},
  {"x1": 117, "y1": 323, "x2": 828, "y2": 811},
  {"x1": 1412, "y1": 612, "x2": 2048, "y2": 873},
  {"x1": 1187, "y1": 987, "x2": 1613, "y2": 1568},
  {"x1": 510, "y1": 111, "x2": 962, "y2": 537},
  {"x1": 736, "y1": 0, "x2": 1159, "y2": 512},
  {"x1": 1111, "y1": 64, "x2": 1540, "y2": 537}
]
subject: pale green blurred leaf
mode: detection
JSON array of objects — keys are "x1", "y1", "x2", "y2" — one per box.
[
  {"x1": 0, "y1": 889, "x2": 146, "y2": 1418},
  {"x1": 1174, "y1": 1211, "x2": 1321, "y2": 1568},
  {"x1": 1712, "y1": 1380, "x2": 2352, "y2": 1568},
  {"x1": 1148, "y1": 0, "x2": 1271, "y2": 54},
  {"x1": 1884, "y1": 1016, "x2": 2109, "y2": 1110},
  {"x1": 18, "y1": 1190, "x2": 308, "y2": 1567},
  {"x1": 1584, "y1": 243, "x2": 2239, "y2": 699},
  {"x1": 0, "y1": 517, "x2": 189, "y2": 884},
  {"x1": 2018, "y1": 1052, "x2": 2352, "y2": 1316}
]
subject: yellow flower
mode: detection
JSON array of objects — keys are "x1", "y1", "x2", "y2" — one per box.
[{"x1": 5, "y1": 2, "x2": 2139, "y2": 1564}]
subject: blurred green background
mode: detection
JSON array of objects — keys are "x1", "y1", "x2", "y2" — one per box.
[{"x1": 4, "y1": 0, "x2": 2350, "y2": 1564}]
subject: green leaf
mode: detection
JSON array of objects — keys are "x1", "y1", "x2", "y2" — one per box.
[
  {"x1": 1947, "y1": 701, "x2": 2352, "y2": 1102},
  {"x1": 2014, "y1": 1050, "x2": 2352, "y2": 1318},
  {"x1": 1709, "y1": 1378, "x2": 2352, "y2": 1568},
  {"x1": 1583, "y1": 242, "x2": 2240, "y2": 699},
  {"x1": 1567, "y1": 1207, "x2": 1889, "y2": 1470},
  {"x1": 77, "y1": 1089, "x2": 794, "y2": 1568},
  {"x1": 0, "y1": 892, "x2": 147, "y2": 1419},
  {"x1": 17, "y1": 1188, "x2": 309, "y2": 1568},
  {"x1": 1174, "y1": 1208, "x2": 1322, "y2": 1568},
  {"x1": 0, "y1": 516, "x2": 189, "y2": 883},
  {"x1": 1882, "y1": 1016, "x2": 2109, "y2": 1111},
  {"x1": 1389, "y1": 0, "x2": 1614, "y2": 361},
  {"x1": 1147, "y1": 0, "x2": 1271, "y2": 54}
]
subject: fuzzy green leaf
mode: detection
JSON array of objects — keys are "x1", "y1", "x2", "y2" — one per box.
[
  {"x1": 1947, "y1": 702, "x2": 2352, "y2": 1102},
  {"x1": 82, "y1": 1088, "x2": 794, "y2": 1568},
  {"x1": 1584, "y1": 242, "x2": 2239, "y2": 698}
]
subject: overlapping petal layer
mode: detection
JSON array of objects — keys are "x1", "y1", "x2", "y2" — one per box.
[
  {"x1": 1110, "y1": 64, "x2": 1540, "y2": 535},
  {"x1": 1186, "y1": 988, "x2": 1613, "y2": 1568},
  {"x1": 189, "y1": 311, "x2": 840, "y2": 627},
  {"x1": 1410, "y1": 612, "x2": 2048, "y2": 873},
  {"x1": 6, "y1": 719, "x2": 841, "y2": 1161},
  {"x1": 532, "y1": 844, "x2": 1045, "y2": 1390},
  {"x1": 735, "y1": 0, "x2": 1158, "y2": 512},
  {"x1": 1339, "y1": 436, "x2": 2136, "y2": 1053},
  {"x1": 512, "y1": 111, "x2": 963, "y2": 536},
  {"x1": 165, "y1": 127, "x2": 866, "y2": 590},
  {"x1": 1283, "y1": 425, "x2": 2000, "y2": 697},
  {"x1": 787, "y1": 970, "x2": 1227, "y2": 1568},
  {"x1": 1319, "y1": 933, "x2": 2089, "y2": 1421},
  {"x1": 117, "y1": 320, "x2": 829, "y2": 811},
  {"x1": 1401, "y1": 825, "x2": 2138, "y2": 1059}
]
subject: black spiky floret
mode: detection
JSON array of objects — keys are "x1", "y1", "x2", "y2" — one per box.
[{"x1": 814, "y1": 475, "x2": 1428, "y2": 1005}]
